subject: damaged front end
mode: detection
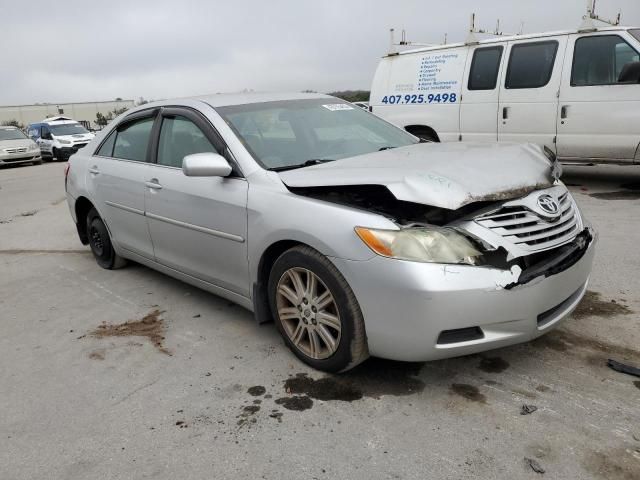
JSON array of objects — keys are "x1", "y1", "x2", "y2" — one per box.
[{"x1": 288, "y1": 182, "x2": 595, "y2": 290}]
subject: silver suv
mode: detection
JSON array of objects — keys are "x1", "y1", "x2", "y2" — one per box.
[
  {"x1": 65, "y1": 93, "x2": 596, "y2": 372},
  {"x1": 0, "y1": 126, "x2": 42, "y2": 166}
]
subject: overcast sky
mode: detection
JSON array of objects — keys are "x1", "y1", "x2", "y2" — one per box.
[{"x1": 2, "y1": 0, "x2": 639, "y2": 105}]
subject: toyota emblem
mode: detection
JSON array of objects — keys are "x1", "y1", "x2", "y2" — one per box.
[{"x1": 537, "y1": 194, "x2": 559, "y2": 215}]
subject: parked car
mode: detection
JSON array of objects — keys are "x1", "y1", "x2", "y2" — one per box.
[
  {"x1": 370, "y1": 26, "x2": 640, "y2": 164},
  {"x1": 0, "y1": 126, "x2": 42, "y2": 166},
  {"x1": 65, "y1": 93, "x2": 596, "y2": 372},
  {"x1": 27, "y1": 116, "x2": 95, "y2": 161}
]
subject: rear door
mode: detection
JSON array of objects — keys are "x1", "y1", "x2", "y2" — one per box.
[
  {"x1": 498, "y1": 36, "x2": 568, "y2": 148},
  {"x1": 144, "y1": 107, "x2": 249, "y2": 296},
  {"x1": 87, "y1": 110, "x2": 157, "y2": 259},
  {"x1": 557, "y1": 32, "x2": 640, "y2": 160},
  {"x1": 460, "y1": 44, "x2": 505, "y2": 142}
]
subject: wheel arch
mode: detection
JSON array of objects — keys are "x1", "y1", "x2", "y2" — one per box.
[
  {"x1": 252, "y1": 239, "x2": 311, "y2": 324},
  {"x1": 74, "y1": 196, "x2": 95, "y2": 244},
  {"x1": 404, "y1": 124, "x2": 440, "y2": 142}
]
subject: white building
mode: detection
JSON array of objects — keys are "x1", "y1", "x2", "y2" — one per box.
[{"x1": 0, "y1": 99, "x2": 135, "y2": 129}]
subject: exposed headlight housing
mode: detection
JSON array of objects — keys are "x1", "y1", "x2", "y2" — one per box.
[{"x1": 355, "y1": 226, "x2": 483, "y2": 265}]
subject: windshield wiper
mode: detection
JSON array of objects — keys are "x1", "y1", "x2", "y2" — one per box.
[
  {"x1": 269, "y1": 159, "x2": 334, "y2": 172},
  {"x1": 378, "y1": 146, "x2": 396, "y2": 151}
]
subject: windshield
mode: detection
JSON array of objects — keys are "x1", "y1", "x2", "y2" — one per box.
[
  {"x1": 630, "y1": 29, "x2": 640, "y2": 43},
  {"x1": 216, "y1": 99, "x2": 418, "y2": 170},
  {"x1": 0, "y1": 128, "x2": 28, "y2": 141},
  {"x1": 49, "y1": 123, "x2": 89, "y2": 136}
]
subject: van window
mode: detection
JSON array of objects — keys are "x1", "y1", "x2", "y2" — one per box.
[
  {"x1": 630, "y1": 29, "x2": 640, "y2": 42},
  {"x1": 571, "y1": 35, "x2": 640, "y2": 86},
  {"x1": 157, "y1": 116, "x2": 217, "y2": 168},
  {"x1": 112, "y1": 117, "x2": 154, "y2": 162},
  {"x1": 505, "y1": 41, "x2": 558, "y2": 89},
  {"x1": 468, "y1": 46, "x2": 503, "y2": 90}
]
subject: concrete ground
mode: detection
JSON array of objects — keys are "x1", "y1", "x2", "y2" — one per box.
[{"x1": 1, "y1": 161, "x2": 639, "y2": 480}]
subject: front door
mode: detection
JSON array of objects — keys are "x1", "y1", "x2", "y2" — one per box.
[
  {"x1": 144, "y1": 108, "x2": 250, "y2": 296},
  {"x1": 557, "y1": 32, "x2": 640, "y2": 161},
  {"x1": 38, "y1": 126, "x2": 53, "y2": 155},
  {"x1": 498, "y1": 36, "x2": 567, "y2": 149}
]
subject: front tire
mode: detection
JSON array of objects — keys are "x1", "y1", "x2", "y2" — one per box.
[
  {"x1": 86, "y1": 208, "x2": 126, "y2": 270},
  {"x1": 268, "y1": 246, "x2": 368, "y2": 373}
]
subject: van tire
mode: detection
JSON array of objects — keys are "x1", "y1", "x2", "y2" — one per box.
[
  {"x1": 52, "y1": 148, "x2": 59, "y2": 161},
  {"x1": 405, "y1": 126, "x2": 439, "y2": 143}
]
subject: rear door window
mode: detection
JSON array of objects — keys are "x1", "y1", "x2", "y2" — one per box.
[
  {"x1": 96, "y1": 131, "x2": 116, "y2": 157},
  {"x1": 112, "y1": 117, "x2": 155, "y2": 162},
  {"x1": 468, "y1": 46, "x2": 503, "y2": 90},
  {"x1": 505, "y1": 41, "x2": 559, "y2": 89},
  {"x1": 571, "y1": 35, "x2": 640, "y2": 85}
]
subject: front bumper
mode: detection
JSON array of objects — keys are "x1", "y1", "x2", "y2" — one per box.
[
  {"x1": 0, "y1": 152, "x2": 41, "y2": 165},
  {"x1": 330, "y1": 227, "x2": 596, "y2": 362},
  {"x1": 56, "y1": 145, "x2": 88, "y2": 159}
]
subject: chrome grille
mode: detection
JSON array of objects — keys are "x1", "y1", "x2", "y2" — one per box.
[
  {"x1": 4, "y1": 147, "x2": 28, "y2": 154},
  {"x1": 475, "y1": 192, "x2": 581, "y2": 252}
]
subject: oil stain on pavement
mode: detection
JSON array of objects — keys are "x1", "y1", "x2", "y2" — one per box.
[
  {"x1": 281, "y1": 359, "x2": 425, "y2": 404},
  {"x1": 449, "y1": 384, "x2": 487, "y2": 404},
  {"x1": 477, "y1": 356, "x2": 510, "y2": 373},
  {"x1": 572, "y1": 291, "x2": 632, "y2": 319}
]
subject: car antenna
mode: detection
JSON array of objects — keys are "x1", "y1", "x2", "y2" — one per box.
[{"x1": 579, "y1": 0, "x2": 622, "y2": 32}]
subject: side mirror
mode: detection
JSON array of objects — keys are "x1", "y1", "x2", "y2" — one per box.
[{"x1": 182, "y1": 152, "x2": 232, "y2": 177}]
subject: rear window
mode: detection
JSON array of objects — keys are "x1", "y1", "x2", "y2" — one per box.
[
  {"x1": 505, "y1": 41, "x2": 558, "y2": 89},
  {"x1": 630, "y1": 29, "x2": 640, "y2": 43},
  {"x1": 111, "y1": 117, "x2": 155, "y2": 162},
  {"x1": 468, "y1": 46, "x2": 503, "y2": 90}
]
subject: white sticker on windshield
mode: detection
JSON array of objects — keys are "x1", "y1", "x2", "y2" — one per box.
[{"x1": 322, "y1": 104, "x2": 354, "y2": 111}]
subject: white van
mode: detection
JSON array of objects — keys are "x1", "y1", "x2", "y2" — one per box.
[
  {"x1": 370, "y1": 26, "x2": 640, "y2": 164},
  {"x1": 27, "y1": 116, "x2": 95, "y2": 161}
]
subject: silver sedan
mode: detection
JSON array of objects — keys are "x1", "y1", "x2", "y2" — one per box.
[{"x1": 65, "y1": 92, "x2": 596, "y2": 372}]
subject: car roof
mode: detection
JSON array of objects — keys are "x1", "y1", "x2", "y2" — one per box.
[{"x1": 139, "y1": 91, "x2": 334, "y2": 110}]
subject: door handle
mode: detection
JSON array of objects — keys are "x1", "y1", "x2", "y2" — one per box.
[
  {"x1": 560, "y1": 105, "x2": 569, "y2": 119},
  {"x1": 502, "y1": 106, "x2": 509, "y2": 120},
  {"x1": 89, "y1": 166, "x2": 99, "y2": 175},
  {"x1": 145, "y1": 179, "x2": 163, "y2": 190}
]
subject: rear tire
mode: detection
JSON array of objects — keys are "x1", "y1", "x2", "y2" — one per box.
[
  {"x1": 268, "y1": 246, "x2": 368, "y2": 373},
  {"x1": 86, "y1": 208, "x2": 126, "y2": 270}
]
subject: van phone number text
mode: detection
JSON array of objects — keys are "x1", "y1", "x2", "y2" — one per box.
[{"x1": 380, "y1": 93, "x2": 457, "y2": 104}]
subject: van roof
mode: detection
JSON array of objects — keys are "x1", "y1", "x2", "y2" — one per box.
[
  {"x1": 389, "y1": 25, "x2": 638, "y2": 57},
  {"x1": 38, "y1": 116, "x2": 79, "y2": 125}
]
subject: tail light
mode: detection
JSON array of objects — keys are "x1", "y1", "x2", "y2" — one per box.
[{"x1": 64, "y1": 163, "x2": 71, "y2": 191}]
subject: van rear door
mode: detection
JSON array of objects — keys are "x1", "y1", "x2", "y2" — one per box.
[
  {"x1": 497, "y1": 36, "x2": 568, "y2": 148},
  {"x1": 557, "y1": 32, "x2": 640, "y2": 161}
]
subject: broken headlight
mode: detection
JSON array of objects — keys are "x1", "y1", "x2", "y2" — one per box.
[{"x1": 355, "y1": 227, "x2": 483, "y2": 265}]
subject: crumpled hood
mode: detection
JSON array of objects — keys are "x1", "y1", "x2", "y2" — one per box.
[{"x1": 279, "y1": 142, "x2": 554, "y2": 210}]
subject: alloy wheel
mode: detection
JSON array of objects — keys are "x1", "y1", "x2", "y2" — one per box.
[{"x1": 275, "y1": 267, "x2": 342, "y2": 360}]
